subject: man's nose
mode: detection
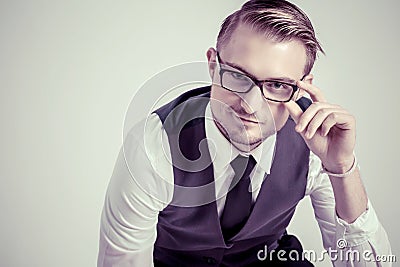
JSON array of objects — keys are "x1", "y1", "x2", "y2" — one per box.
[{"x1": 239, "y1": 85, "x2": 263, "y2": 114}]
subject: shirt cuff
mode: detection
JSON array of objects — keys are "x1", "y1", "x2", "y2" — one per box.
[{"x1": 335, "y1": 199, "x2": 380, "y2": 247}]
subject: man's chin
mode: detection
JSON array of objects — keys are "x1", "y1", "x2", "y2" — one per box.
[
  {"x1": 229, "y1": 134, "x2": 263, "y2": 151},
  {"x1": 214, "y1": 119, "x2": 273, "y2": 150}
]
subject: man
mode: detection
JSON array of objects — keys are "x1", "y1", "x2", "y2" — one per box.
[{"x1": 98, "y1": 0, "x2": 391, "y2": 266}]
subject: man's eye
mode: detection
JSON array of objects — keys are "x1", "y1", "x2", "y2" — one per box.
[
  {"x1": 230, "y1": 72, "x2": 247, "y2": 80},
  {"x1": 266, "y1": 82, "x2": 289, "y2": 90},
  {"x1": 272, "y1": 82, "x2": 284, "y2": 89}
]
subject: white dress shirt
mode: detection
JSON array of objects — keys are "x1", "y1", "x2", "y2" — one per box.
[{"x1": 97, "y1": 103, "x2": 392, "y2": 267}]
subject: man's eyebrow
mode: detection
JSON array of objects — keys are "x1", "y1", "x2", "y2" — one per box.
[
  {"x1": 268, "y1": 77, "x2": 297, "y2": 84},
  {"x1": 222, "y1": 61, "x2": 254, "y2": 76},
  {"x1": 222, "y1": 61, "x2": 297, "y2": 84}
]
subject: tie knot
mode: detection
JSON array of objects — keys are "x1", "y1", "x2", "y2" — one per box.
[{"x1": 230, "y1": 155, "x2": 256, "y2": 179}]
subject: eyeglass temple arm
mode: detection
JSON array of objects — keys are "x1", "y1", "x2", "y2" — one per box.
[
  {"x1": 295, "y1": 73, "x2": 311, "y2": 111},
  {"x1": 295, "y1": 96, "x2": 311, "y2": 111}
]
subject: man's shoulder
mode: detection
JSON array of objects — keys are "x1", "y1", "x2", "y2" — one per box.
[
  {"x1": 153, "y1": 86, "x2": 211, "y2": 132},
  {"x1": 122, "y1": 113, "x2": 174, "y2": 204}
]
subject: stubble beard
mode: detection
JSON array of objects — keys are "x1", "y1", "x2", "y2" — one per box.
[
  {"x1": 210, "y1": 101, "x2": 276, "y2": 151},
  {"x1": 213, "y1": 118, "x2": 274, "y2": 152}
]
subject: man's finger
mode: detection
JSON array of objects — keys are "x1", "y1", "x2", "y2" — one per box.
[
  {"x1": 284, "y1": 100, "x2": 303, "y2": 125},
  {"x1": 297, "y1": 81, "x2": 327, "y2": 103}
]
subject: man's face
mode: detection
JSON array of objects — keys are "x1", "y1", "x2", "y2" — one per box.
[{"x1": 207, "y1": 24, "x2": 308, "y2": 152}]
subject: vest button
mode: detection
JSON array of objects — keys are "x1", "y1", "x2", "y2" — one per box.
[{"x1": 203, "y1": 256, "x2": 217, "y2": 265}]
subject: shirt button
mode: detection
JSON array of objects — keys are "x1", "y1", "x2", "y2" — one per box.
[{"x1": 203, "y1": 256, "x2": 217, "y2": 265}]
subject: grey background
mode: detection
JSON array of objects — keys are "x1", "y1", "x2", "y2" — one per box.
[{"x1": 0, "y1": 1, "x2": 398, "y2": 266}]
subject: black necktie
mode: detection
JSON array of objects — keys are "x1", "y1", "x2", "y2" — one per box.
[{"x1": 220, "y1": 155, "x2": 256, "y2": 241}]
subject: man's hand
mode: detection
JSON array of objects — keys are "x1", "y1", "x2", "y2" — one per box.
[
  {"x1": 284, "y1": 80, "x2": 356, "y2": 173},
  {"x1": 285, "y1": 80, "x2": 368, "y2": 223}
]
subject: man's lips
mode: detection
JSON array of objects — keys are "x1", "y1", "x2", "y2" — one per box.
[
  {"x1": 238, "y1": 116, "x2": 258, "y2": 124},
  {"x1": 223, "y1": 106, "x2": 259, "y2": 124}
]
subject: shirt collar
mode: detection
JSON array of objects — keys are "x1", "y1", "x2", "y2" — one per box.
[{"x1": 205, "y1": 102, "x2": 276, "y2": 174}]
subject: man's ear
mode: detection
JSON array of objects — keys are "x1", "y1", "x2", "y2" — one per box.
[
  {"x1": 206, "y1": 47, "x2": 217, "y2": 79},
  {"x1": 295, "y1": 73, "x2": 314, "y2": 100},
  {"x1": 303, "y1": 73, "x2": 314, "y2": 84}
]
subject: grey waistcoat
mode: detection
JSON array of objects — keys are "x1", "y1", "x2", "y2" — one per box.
[{"x1": 153, "y1": 86, "x2": 310, "y2": 266}]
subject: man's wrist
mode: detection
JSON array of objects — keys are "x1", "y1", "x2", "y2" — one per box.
[{"x1": 322, "y1": 155, "x2": 357, "y2": 177}]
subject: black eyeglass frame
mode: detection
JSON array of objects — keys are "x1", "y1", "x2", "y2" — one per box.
[{"x1": 216, "y1": 52, "x2": 307, "y2": 103}]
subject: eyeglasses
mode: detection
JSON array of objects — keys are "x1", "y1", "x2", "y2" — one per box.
[{"x1": 216, "y1": 52, "x2": 305, "y2": 103}]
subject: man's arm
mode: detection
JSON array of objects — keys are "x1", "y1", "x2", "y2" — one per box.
[
  {"x1": 285, "y1": 77, "x2": 392, "y2": 265},
  {"x1": 306, "y1": 152, "x2": 392, "y2": 266},
  {"x1": 327, "y1": 166, "x2": 367, "y2": 223},
  {"x1": 97, "y1": 149, "x2": 158, "y2": 267},
  {"x1": 97, "y1": 115, "x2": 173, "y2": 267},
  {"x1": 285, "y1": 79, "x2": 366, "y2": 223}
]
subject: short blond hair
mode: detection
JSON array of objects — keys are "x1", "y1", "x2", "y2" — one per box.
[{"x1": 217, "y1": 0, "x2": 324, "y2": 75}]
